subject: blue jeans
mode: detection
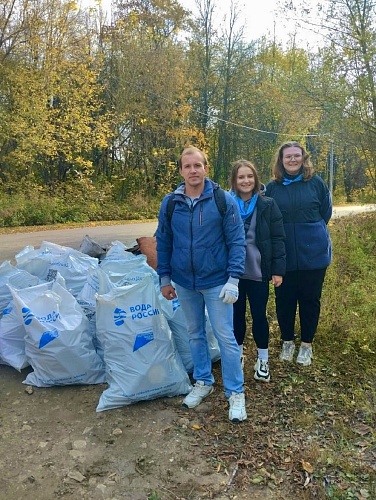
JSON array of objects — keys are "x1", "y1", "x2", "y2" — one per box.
[{"x1": 174, "y1": 283, "x2": 244, "y2": 398}]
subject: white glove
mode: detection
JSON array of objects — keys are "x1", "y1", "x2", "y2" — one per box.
[{"x1": 219, "y1": 282, "x2": 239, "y2": 304}]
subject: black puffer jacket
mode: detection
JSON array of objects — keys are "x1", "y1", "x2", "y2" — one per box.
[{"x1": 252, "y1": 195, "x2": 286, "y2": 281}]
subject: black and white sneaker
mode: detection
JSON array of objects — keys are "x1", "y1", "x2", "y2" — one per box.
[{"x1": 254, "y1": 358, "x2": 270, "y2": 382}]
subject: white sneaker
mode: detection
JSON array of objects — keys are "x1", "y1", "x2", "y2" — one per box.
[
  {"x1": 296, "y1": 345, "x2": 313, "y2": 366},
  {"x1": 228, "y1": 392, "x2": 247, "y2": 423},
  {"x1": 279, "y1": 341, "x2": 295, "y2": 362},
  {"x1": 182, "y1": 381, "x2": 214, "y2": 408},
  {"x1": 254, "y1": 358, "x2": 270, "y2": 382}
]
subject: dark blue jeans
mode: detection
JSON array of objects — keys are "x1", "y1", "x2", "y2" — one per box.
[
  {"x1": 233, "y1": 279, "x2": 270, "y2": 349},
  {"x1": 274, "y1": 268, "x2": 327, "y2": 343}
]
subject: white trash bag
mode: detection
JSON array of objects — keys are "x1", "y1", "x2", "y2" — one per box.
[
  {"x1": 0, "y1": 261, "x2": 40, "y2": 317},
  {"x1": 101, "y1": 252, "x2": 159, "y2": 288},
  {"x1": 96, "y1": 274, "x2": 192, "y2": 411},
  {"x1": 15, "y1": 241, "x2": 98, "y2": 297},
  {"x1": 159, "y1": 295, "x2": 221, "y2": 373},
  {"x1": 79, "y1": 234, "x2": 106, "y2": 258},
  {"x1": 76, "y1": 268, "x2": 115, "y2": 360},
  {"x1": 100, "y1": 240, "x2": 134, "y2": 262},
  {"x1": 10, "y1": 281, "x2": 106, "y2": 387},
  {"x1": 0, "y1": 301, "x2": 29, "y2": 371}
]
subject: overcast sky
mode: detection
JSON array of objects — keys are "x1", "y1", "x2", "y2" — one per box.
[{"x1": 81, "y1": 0, "x2": 322, "y2": 48}]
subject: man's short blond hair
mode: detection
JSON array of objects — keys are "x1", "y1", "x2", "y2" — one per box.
[{"x1": 178, "y1": 146, "x2": 208, "y2": 168}]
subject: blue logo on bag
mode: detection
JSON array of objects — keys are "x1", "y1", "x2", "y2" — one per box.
[
  {"x1": 3, "y1": 306, "x2": 13, "y2": 315},
  {"x1": 172, "y1": 298, "x2": 180, "y2": 311},
  {"x1": 39, "y1": 329, "x2": 59, "y2": 349},
  {"x1": 22, "y1": 307, "x2": 35, "y2": 325},
  {"x1": 22, "y1": 307, "x2": 60, "y2": 325},
  {"x1": 133, "y1": 331, "x2": 154, "y2": 352},
  {"x1": 114, "y1": 307, "x2": 127, "y2": 326}
]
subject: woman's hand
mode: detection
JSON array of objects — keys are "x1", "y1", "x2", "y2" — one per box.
[{"x1": 271, "y1": 275, "x2": 283, "y2": 287}]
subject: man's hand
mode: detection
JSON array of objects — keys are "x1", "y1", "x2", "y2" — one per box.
[
  {"x1": 219, "y1": 282, "x2": 239, "y2": 304},
  {"x1": 161, "y1": 284, "x2": 177, "y2": 300}
]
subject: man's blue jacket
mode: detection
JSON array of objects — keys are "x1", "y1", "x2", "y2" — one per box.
[{"x1": 156, "y1": 178, "x2": 246, "y2": 290}]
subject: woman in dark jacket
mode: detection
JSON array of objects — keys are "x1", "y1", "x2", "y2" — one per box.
[
  {"x1": 230, "y1": 160, "x2": 286, "y2": 382},
  {"x1": 266, "y1": 141, "x2": 332, "y2": 366}
]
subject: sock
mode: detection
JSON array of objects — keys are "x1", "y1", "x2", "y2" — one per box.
[
  {"x1": 257, "y1": 348, "x2": 268, "y2": 361},
  {"x1": 239, "y1": 344, "x2": 243, "y2": 357}
]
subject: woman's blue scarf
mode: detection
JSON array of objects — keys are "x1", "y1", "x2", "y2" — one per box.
[
  {"x1": 282, "y1": 174, "x2": 303, "y2": 185},
  {"x1": 282, "y1": 168, "x2": 303, "y2": 185},
  {"x1": 231, "y1": 191, "x2": 258, "y2": 220}
]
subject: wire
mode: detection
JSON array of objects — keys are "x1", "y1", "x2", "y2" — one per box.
[
  {"x1": 152, "y1": 87, "x2": 329, "y2": 139},
  {"x1": 119, "y1": 77, "x2": 331, "y2": 139}
]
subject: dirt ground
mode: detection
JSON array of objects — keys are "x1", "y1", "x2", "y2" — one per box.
[
  {"x1": 2, "y1": 212, "x2": 376, "y2": 499},
  {"x1": 0, "y1": 358, "x2": 288, "y2": 500},
  {"x1": 0, "y1": 225, "x2": 291, "y2": 500}
]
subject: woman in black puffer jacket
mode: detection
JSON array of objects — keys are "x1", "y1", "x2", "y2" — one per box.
[{"x1": 230, "y1": 159, "x2": 286, "y2": 383}]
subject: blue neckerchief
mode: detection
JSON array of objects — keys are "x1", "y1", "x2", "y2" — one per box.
[
  {"x1": 282, "y1": 173, "x2": 303, "y2": 186},
  {"x1": 231, "y1": 191, "x2": 258, "y2": 220}
]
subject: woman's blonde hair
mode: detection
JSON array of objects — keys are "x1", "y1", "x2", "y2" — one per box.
[
  {"x1": 230, "y1": 159, "x2": 262, "y2": 196},
  {"x1": 270, "y1": 141, "x2": 314, "y2": 182}
]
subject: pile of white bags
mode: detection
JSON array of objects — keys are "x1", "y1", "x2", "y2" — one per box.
[
  {"x1": 0, "y1": 237, "x2": 221, "y2": 412},
  {"x1": 15, "y1": 241, "x2": 98, "y2": 297}
]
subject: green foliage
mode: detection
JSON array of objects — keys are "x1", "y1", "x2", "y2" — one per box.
[
  {"x1": 0, "y1": 177, "x2": 161, "y2": 227},
  {"x1": 320, "y1": 214, "x2": 376, "y2": 355},
  {"x1": 261, "y1": 213, "x2": 376, "y2": 498},
  {"x1": 1, "y1": 0, "x2": 376, "y2": 216}
]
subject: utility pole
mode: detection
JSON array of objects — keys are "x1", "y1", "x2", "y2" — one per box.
[{"x1": 329, "y1": 140, "x2": 334, "y2": 194}]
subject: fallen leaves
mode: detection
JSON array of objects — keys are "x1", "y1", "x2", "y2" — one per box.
[{"x1": 301, "y1": 460, "x2": 314, "y2": 474}]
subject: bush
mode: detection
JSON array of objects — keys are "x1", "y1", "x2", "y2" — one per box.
[
  {"x1": 0, "y1": 179, "x2": 162, "y2": 227},
  {"x1": 320, "y1": 214, "x2": 376, "y2": 354}
]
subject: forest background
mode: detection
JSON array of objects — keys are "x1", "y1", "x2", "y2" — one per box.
[{"x1": 1, "y1": 0, "x2": 376, "y2": 227}]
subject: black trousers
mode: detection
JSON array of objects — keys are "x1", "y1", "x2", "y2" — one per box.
[
  {"x1": 274, "y1": 268, "x2": 327, "y2": 344},
  {"x1": 233, "y1": 279, "x2": 270, "y2": 349}
]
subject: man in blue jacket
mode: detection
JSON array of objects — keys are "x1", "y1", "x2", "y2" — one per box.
[{"x1": 156, "y1": 146, "x2": 247, "y2": 423}]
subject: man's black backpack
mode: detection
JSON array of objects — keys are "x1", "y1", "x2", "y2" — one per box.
[{"x1": 166, "y1": 188, "x2": 227, "y2": 222}]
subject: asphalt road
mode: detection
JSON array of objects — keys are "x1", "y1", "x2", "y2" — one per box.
[
  {"x1": 0, "y1": 204, "x2": 375, "y2": 265},
  {"x1": 0, "y1": 221, "x2": 158, "y2": 264}
]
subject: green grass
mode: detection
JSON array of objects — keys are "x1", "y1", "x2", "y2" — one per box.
[{"x1": 189, "y1": 212, "x2": 376, "y2": 499}]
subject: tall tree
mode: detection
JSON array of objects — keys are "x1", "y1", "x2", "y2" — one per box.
[
  {"x1": 212, "y1": 1, "x2": 245, "y2": 183},
  {"x1": 285, "y1": 0, "x2": 376, "y2": 191},
  {"x1": 187, "y1": 0, "x2": 218, "y2": 136},
  {"x1": 101, "y1": 0, "x2": 192, "y2": 198},
  {"x1": 0, "y1": 0, "x2": 111, "y2": 188}
]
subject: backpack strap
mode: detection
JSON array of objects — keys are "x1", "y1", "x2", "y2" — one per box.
[
  {"x1": 213, "y1": 188, "x2": 227, "y2": 217},
  {"x1": 166, "y1": 194, "x2": 175, "y2": 223}
]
